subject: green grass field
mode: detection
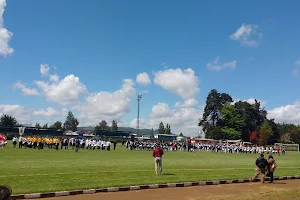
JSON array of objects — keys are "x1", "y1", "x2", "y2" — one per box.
[{"x1": 1, "y1": 143, "x2": 300, "y2": 194}]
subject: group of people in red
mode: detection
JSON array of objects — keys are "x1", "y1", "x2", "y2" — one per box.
[{"x1": 0, "y1": 134, "x2": 7, "y2": 148}]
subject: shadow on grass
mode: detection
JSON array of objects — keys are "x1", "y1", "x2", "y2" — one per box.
[{"x1": 162, "y1": 173, "x2": 176, "y2": 176}]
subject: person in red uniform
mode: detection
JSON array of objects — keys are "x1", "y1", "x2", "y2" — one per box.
[{"x1": 153, "y1": 144, "x2": 164, "y2": 175}]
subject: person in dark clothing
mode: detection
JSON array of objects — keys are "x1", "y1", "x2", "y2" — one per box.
[
  {"x1": 0, "y1": 186, "x2": 12, "y2": 200},
  {"x1": 113, "y1": 142, "x2": 117, "y2": 150},
  {"x1": 75, "y1": 138, "x2": 80, "y2": 152},
  {"x1": 251, "y1": 153, "x2": 268, "y2": 183}
]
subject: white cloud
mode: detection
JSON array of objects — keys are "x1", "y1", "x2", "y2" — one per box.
[
  {"x1": 14, "y1": 81, "x2": 39, "y2": 96},
  {"x1": 131, "y1": 102, "x2": 203, "y2": 136},
  {"x1": 136, "y1": 72, "x2": 151, "y2": 86},
  {"x1": 33, "y1": 107, "x2": 68, "y2": 118},
  {"x1": 0, "y1": 0, "x2": 13, "y2": 56},
  {"x1": 161, "y1": 63, "x2": 168, "y2": 69},
  {"x1": 245, "y1": 98, "x2": 267, "y2": 108},
  {"x1": 207, "y1": 57, "x2": 236, "y2": 72},
  {"x1": 74, "y1": 79, "x2": 136, "y2": 126},
  {"x1": 149, "y1": 103, "x2": 173, "y2": 118},
  {"x1": 230, "y1": 23, "x2": 262, "y2": 47},
  {"x1": 292, "y1": 60, "x2": 300, "y2": 77},
  {"x1": 35, "y1": 74, "x2": 88, "y2": 106},
  {"x1": 292, "y1": 68, "x2": 299, "y2": 77},
  {"x1": 154, "y1": 68, "x2": 200, "y2": 99},
  {"x1": 0, "y1": 104, "x2": 67, "y2": 125},
  {"x1": 175, "y1": 98, "x2": 198, "y2": 108},
  {"x1": 40, "y1": 64, "x2": 50, "y2": 77},
  {"x1": 267, "y1": 100, "x2": 300, "y2": 125},
  {"x1": 233, "y1": 98, "x2": 267, "y2": 108},
  {"x1": 0, "y1": 104, "x2": 32, "y2": 124},
  {"x1": 49, "y1": 74, "x2": 59, "y2": 82},
  {"x1": 0, "y1": 104, "x2": 68, "y2": 125}
]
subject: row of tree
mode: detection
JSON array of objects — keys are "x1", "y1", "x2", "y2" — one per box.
[
  {"x1": 0, "y1": 111, "x2": 182, "y2": 136},
  {"x1": 0, "y1": 111, "x2": 79, "y2": 131},
  {"x1": 94, "y1": 120, "x2": 118, "y2": 131},
  {"x1": 199, "y1": 89, "x2": 300, "y2": 145}
]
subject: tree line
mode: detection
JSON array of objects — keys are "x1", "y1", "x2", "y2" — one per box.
[
  {"x1": 0, "y1": 111, "x2": 178, "y2": 136},
  {"x1": 199, "y1": 89, "x2": 300, "y2": 145},
  {"x1": 0, "y1": 111, "x2": 80, "y2": 131}
]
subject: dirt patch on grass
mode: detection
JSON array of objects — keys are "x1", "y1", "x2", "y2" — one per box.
[{"x1": 36, "y1": 179, "x2": 300, "y2": 200}]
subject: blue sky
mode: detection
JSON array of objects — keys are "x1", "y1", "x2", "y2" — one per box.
[{"x1": 0, "y1": 0, "x2": 300, "y2": 136}]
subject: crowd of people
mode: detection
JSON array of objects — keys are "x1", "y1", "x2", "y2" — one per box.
[
  {"x1": 124, "y1": 140, "x2": 286, "y2": 156},
  {"x1": 11, "y1": 136, "x2": 117, "y2": 151},
  {"x1": 8, "y1": 136, "x2": 287, "y2": 157},
  {"x1": 1, "y1": 135, "x2": 285, "y2": 194}
]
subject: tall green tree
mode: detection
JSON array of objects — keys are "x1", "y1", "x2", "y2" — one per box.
[
  {"x1": 95, "y1": 120, "x2": 110, "y2": 131},
  {"x1": 50, "y1": 121, "x2": 62, "y2": 130},
  {"x1": 259, "y1": 121, "x2": 273, "y2": 145},
  {"x1": 201, "y1": 89, "x2": 233, "y2": 127},
  {"x1": 220, "y1": 104, "x2": 244, "y2": 140},
  {"x1": 63, "y1": 111, "x2": 79, "y2": 131},
  {"x1": 158, "y1": 122, "x2": 165, "y2": 134},
  {"x1": 290, "y1": 127, "x2": 300, "y2": 144},
  {"x1": 205, "y1": 126, "x2": 223, "y2": 140},
  {"x1": 0, "y1": 114, "x2": 17, "y2": 127},
  {"x1": 164, "y1": 123, "x2": 171, "y2": 134},
  {"x1": 179, "y1": 133, "x2": 184, "y2": 137},
  {"x1": 111, "y1": 120, "x2": 118, "y2": 131},
  {"x1": 266, "y1": 119, "x2": 280, "y2": 144},
  {"x1": 42, "y1": 124, "x2": 48, "y2": 129},
  {"x1": 234, "y1": 100, "x2": 267, "y2": 142},
  {"x1": 35, "y1": 123, "x2": 41, "y2": 128},
  {"x1": 200, "y1": 89, "x2": 233, "y2": 139}
]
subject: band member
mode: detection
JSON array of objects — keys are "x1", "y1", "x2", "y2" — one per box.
[
  {"x1": 75, "y1": 137, "x2": 80, "y2": 152},
  {"x1": 19, "y1": 136, "x2": 23, "y2": 148},
  {"x1": 12, "y1": 136, "x2": 17, "y2": 148}
]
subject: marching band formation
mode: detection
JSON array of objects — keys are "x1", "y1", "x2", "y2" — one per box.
[
  {"x1": 3, "y1": 135, "x2": 286, "y2": 156},
  {"x1": 11, "y1": 136, "x2": 116, "y2": 151},
  {"x1": 124, "y1": 141, "x2": 286, "y2": 155}
]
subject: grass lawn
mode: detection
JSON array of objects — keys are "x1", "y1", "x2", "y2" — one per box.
[{"x1": 1, "y1": 143, "x2": 300, "y2": 194}]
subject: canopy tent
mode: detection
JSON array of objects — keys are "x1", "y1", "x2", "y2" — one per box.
[{"x1": 63, "y1": 131, "x2": 94, "y2": 137}]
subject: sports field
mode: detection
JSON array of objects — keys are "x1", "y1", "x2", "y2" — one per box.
[{"x1": 1, "y1": 143, "x2": 299, "y2": 195}]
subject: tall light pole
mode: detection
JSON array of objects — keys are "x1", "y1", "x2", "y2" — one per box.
[{"x1": 137, "y1": 94, "x2": 142, "y2": 134}]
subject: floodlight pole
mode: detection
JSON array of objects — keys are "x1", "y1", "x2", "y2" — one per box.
[{"x1": 137, "y1": 94, "x2": 142, "y2": 135}]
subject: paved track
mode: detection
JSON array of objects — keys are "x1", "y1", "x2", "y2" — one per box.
[{"x1": 37, "y1": 179, "x2": 300, "y2": 200}]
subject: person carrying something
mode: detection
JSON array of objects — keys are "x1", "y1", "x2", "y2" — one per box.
[
  {"x1": 152, "y1": 144, "x2": 164, "y2": 175},
  {"x1": 251, "y1": 153, "x2": 268, "y2": 183},
  {"x1": 267, "y1": 155, "x2": 276, "y2": 183}
]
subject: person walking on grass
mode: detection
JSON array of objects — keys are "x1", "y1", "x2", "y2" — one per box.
[
  {"x1": 251, "y1": 153, "x2": 268, "y2": 183},
  {"x1": 153, "y1": 144, "x2": 164, "y2": 175}
]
